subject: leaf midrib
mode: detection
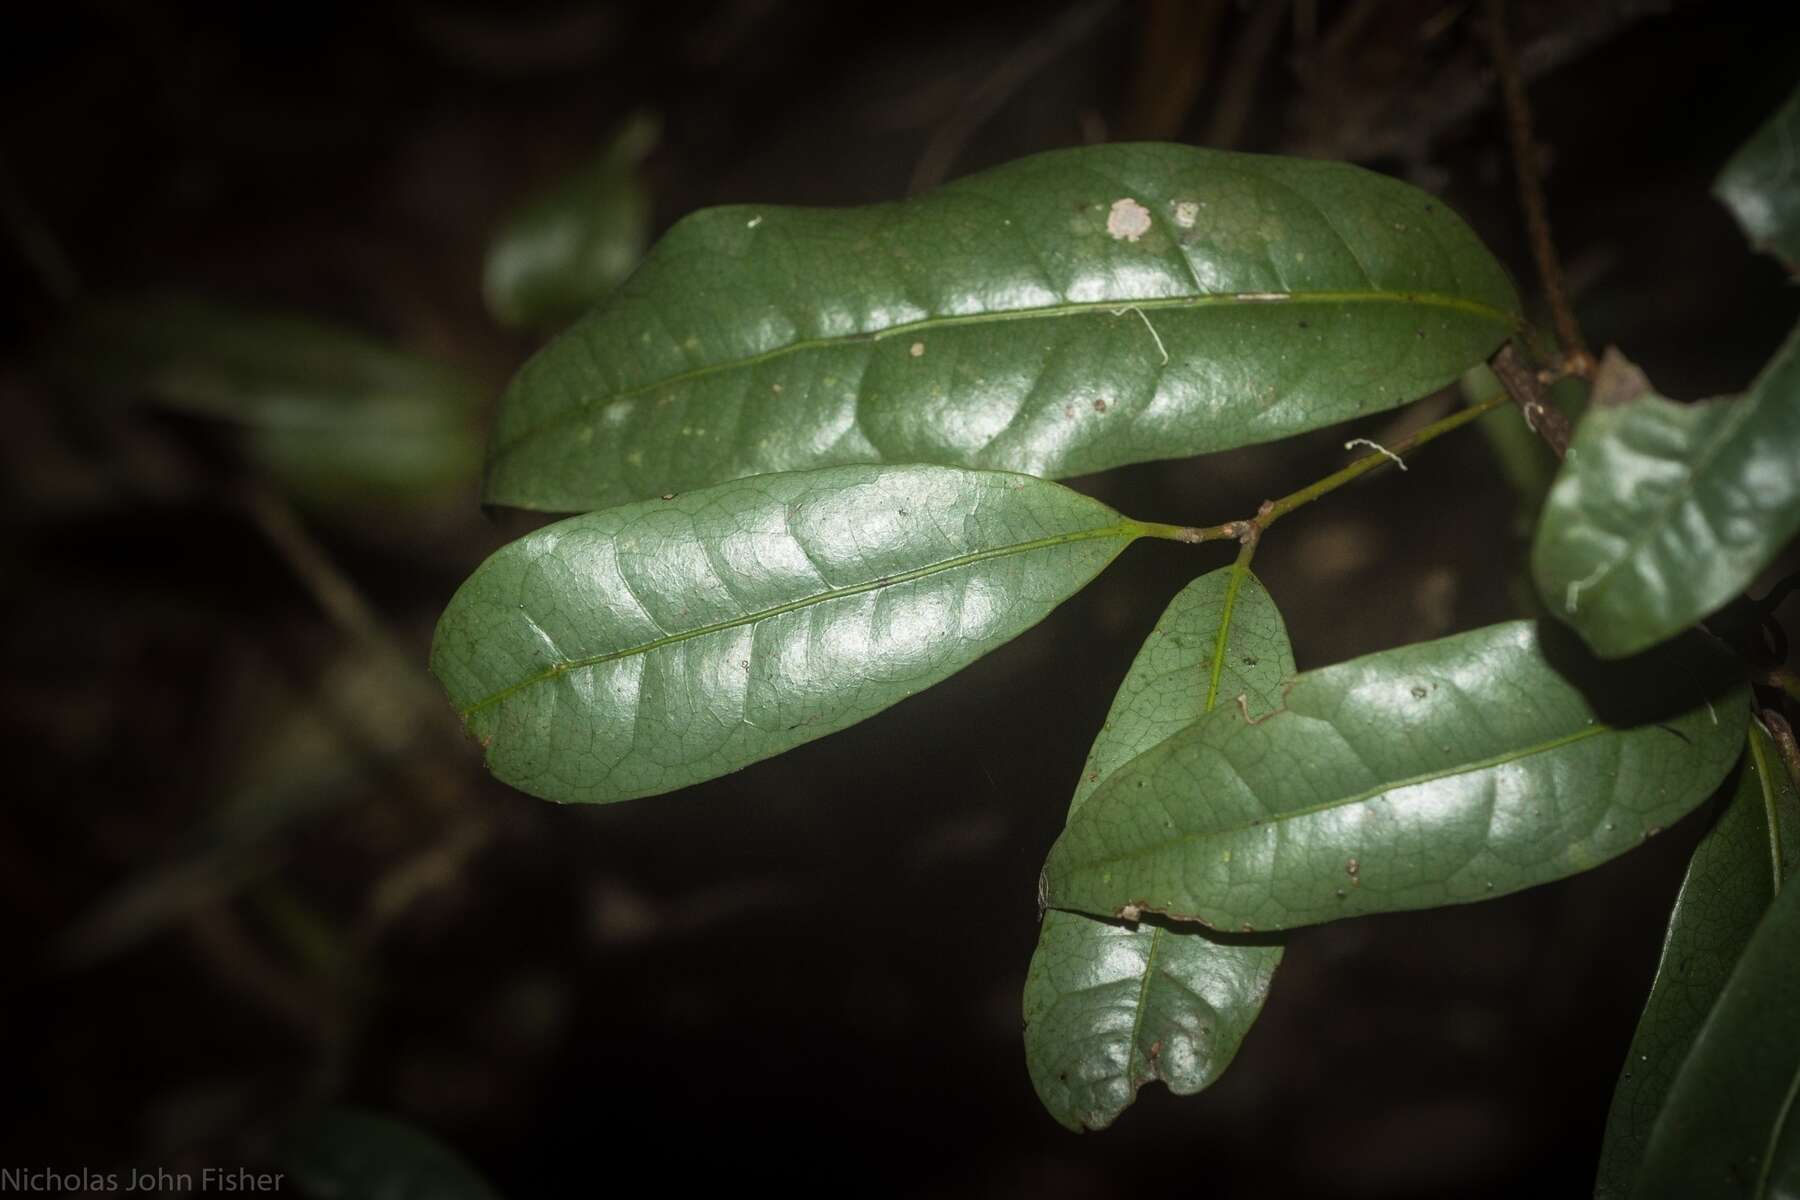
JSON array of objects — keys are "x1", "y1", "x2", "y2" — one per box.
[
  {"x1": 460, "y1": 519, "x2": 1148, "y2": 718},
  {"x1": 1068, "y1": 720, "x2": 1613, "y2": 873},
  {"x1": 490, "y1": 288, "x2": 1518, "y2": 459}
]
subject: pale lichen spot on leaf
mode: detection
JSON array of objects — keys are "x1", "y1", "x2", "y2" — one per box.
[
  {"x1": 1106, "y1": 197, "x2": 1152, "y2": 243},
  {"x1": 1173, "y1": 200, "x2": 1199, "y2": 228},
  {"x1": 910, "y1": 341, "x2": 925, "y2": 358}
]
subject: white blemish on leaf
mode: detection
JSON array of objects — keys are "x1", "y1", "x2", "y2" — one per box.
[
  {"x1": 746, "y1": 215, "x2": 763, "y2": 228},
  {"x1": 1174, "y1": 200, "x2": 1199, "y2": 228},
  {"x1": 909, "y1": 341, "x2": 925, "y2": 358},
  {"x1": 1107, "y1": 197, "x2": 1152, "y2": 242},
  {"x1": 1237, "y1": 292, "x2": 1290, "y2": 302}
]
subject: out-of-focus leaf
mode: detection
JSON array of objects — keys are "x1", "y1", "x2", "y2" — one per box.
[
  {"x1": 48, "y1": 292, "x2": 483, "y2": 506},
  {"x1": 1715, "y1": 83, "x2": 1800, "y2": 270},
  {"x1": 432, "y1": 464, "x2": 1187, "y2": 805},
  {"x1": 1023, "y1": 565, "x2": 1292, "y2": 1131},
  {"x1": 483, "y1": 142, "x2": 1519, "y2": 513},
  {"x1": 482, "y1": 111, "x2": 659, "y2": 329},
  {"x1": 277, "y1": 1108, "x2": 502, "y2": 1200},
  {"x1": 1632, "y1": 769, "x2": 1800, "y2": 1198},
  {"x1": 1531, "y1": 329, "x2": 1800, "y2": 658},
  {"x1": 1042, "y1": 620, "x2": 1748, "y2": 932},
  {"x1": 1597, "y1": 722, "x2": 1799, "y2": 1198}
]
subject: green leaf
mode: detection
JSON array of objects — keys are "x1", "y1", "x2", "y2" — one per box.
[
  {"x1": 1598, "y1": 722, "x2": 1799, "y2": 1199},
  {"x1": 1041, "y1": 620, "x2": 1748, "y2": 932},
  {"x1": 1023, "y1": 564, "x2": 1293, "y2": 1131},
  {"x1": 482, "y1": 111, "x2": 659, "y2": 329},
  {"x1": 277, "y1": 1108, "x2": 503, "y2": 1200},
  {"x1": 1632, "y1": 752, "x2": 1800, "y2": 1199},
  {"x1": 48, "y1": 291, "x2": 483, "y2": 507},
  {"x1": 432, "y1": 464, "x2": 1178, "y2": 805},
  {"x1": 1531, "y1": 327, "x2": 1800, "y2": 658},
  {"x1": 482, "y1": 142, "x2": 1520, "y2": 512},
  {"x1": 1715, "y1": 83, "x2": 1800, "y2": 270}
]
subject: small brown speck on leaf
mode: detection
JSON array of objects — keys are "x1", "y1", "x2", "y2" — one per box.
[{"x1": 1093, "y1": 397, "x2": 1109, "y2": 413}]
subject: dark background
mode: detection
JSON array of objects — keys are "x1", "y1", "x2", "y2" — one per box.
[{"x1": 3, "y1": 1, "x2": 1798, "y2": 1196}]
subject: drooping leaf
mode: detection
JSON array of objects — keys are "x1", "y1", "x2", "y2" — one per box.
[
  {"x1": 482, "y1": 111, "x2": 659, "y2": 329},
  {"x1": 1041, "y1": 620, "x2": 1748, "y2": 932},
  {"x1": 1597, "y1": 722, "x2": 1800, "y2": 1199},
  {"x1": 1531, "y1": 328, "x2": 1800, "y2": 658},
  {"x1": 432, "y1": 464, "x2": 1183, "y2": 805},
  {"x1": 48, "y1": 292, "x2": 483, "y2": 507},
  {"x1": 277, "y1": 1108, "x2": 503, "y2": 1200},
  {"x1": 1023, "y1": 565, "x2": 1293, "y2": 1131},
  {"x1": 1632, "y1": 772, "x2": 1800, "y2": 1199},
  {"x1": 482, "y1": 142, "x2": 1520, "y2": 513},
  {"x1": 1714, "y1": 82, "x2": 1800, "y2": 270}
]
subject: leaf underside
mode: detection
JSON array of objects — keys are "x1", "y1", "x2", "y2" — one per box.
[
  {"x1": 1024, "y1": 566, "x2": 1294, "y2": 1131},
  {"x1": 1532, "y1": 325, "x2": 1800, "y2": 658},
  {"x1": 431, "y1": 464, "x2": 1149, "y2": 805},
  {"x1": 483, "y1": 142, "x2": 1519, "y2": 512},
  {"x1": 1598, "y1": 722, "x2": 1799, "y2": 1198},
  {"x1": 1042, "y1": 619, "x2": 1748, "y2": 932}
]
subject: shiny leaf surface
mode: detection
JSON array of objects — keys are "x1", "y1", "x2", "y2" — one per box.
[
  {"x1": 1532, "y1": 328, "x2": 1800, "y2": 658},
  {"x1": 1598, "y1": 723, "x2": 1798, "y2": 1199},
  {"x1": 1715, "y1": 82, "x2": 1800, "y2": 270},
  {"x1": 1633, "y1": 779, "x2": 1800, "y2": 1199},
  {"x1": 483, "y1": 142, "x2": 1519, "y2": 512},
  {"x1": 482, "y1": 111, "x2": 659, "y2": 329},
  {"x1": 1023, "y1": 565, "x2": 1292, "y2": 1130},
  {"x1": 50, "y1": 292, "x2": 483, "y2": 506},
  {"x1": 1042, "y1": 621, "x2": 1748, "y2": 931},
  {"x1": 432, "y1": 464, "x2": 1168, "y2": 804},
  {"x1": 277, "y1": 1109, "x2": 503, "y2": 1200}
]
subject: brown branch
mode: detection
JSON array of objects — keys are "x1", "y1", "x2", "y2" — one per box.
[
  {"x1": 1765, "y1": 710, "x2": 1800, "y2": 797},
  {"x1": 1490, "y1": 341, "x2": 1572, "y2": 459},
  {"x1": 1483, "y1": 0, "x2": 1593, "y2": 378}
]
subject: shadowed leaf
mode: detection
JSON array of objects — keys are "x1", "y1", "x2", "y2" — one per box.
[
  {"x1": 1598, "y1": 722, "x2": 1798, "y2": 1198},
  {"x1": 1715, "y1": 82, "x2": 1800, "y2": 270}
]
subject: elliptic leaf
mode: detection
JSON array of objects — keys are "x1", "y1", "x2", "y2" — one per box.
[
  {"x1": 1023, "y1": 565, "x2": 1293, "y2": 1131},
  {"x1": 1598, "y1": 722, "x2": 1799, "y2": 1198},
  {"x1": 49, "y1": 291, "x2": 482, "y2": 506},
  {"x1": 1041, "y1": 620, "x2": 1748, "y2": 932},
  {"x1": 483, "y1": 142, "x2": 1520, "y2": 512},
  {"x1": 1715, "y1": 83, "x2": 1800, "y2": 270},
  {"x1": 277, "y1": 1108, "x2": 503, "y2": 1200},
  {"x1": 1531, "y1": 327, "x2": 1800, "y2": 658},
  {"x1": 482, "y1": 111, "x2": 659, "y2": 329},
  {"x1": 431, "y1": 464, "x2": 1170, "y2": 805},
  {"x1": 1632, "y1": 775, "x2": 1800, "y2": 1199}
]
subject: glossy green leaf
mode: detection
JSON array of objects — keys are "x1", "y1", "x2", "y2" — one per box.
[
  {"x1": 277, "y1": 1108, "x2": 503, "y2": 1200},
  {"x1": 1598, "y1": 722, "x2": 1799, "y2": 1198},
  {"x1": 482, "y1": 111, "x2": 659, "y2": 329},
  {"x1": 1023, "y1": 565, "x2": 1293, "y2": 1131},
  {"x1": 483, "y1": 142, "x2": 1520, "y2": 512},
  {"x1": 432, "y1": 464, "x2": 1178, "y2": 805},
  {"x1": 1041, "y1": 620, "x2": 1748, "y2": 932},
  {"x1": 48, "y1": 292, "x2": 483, "y2": 506},
  {"x1": 1531, "y1": 327, "x2": 1800, "y2": 658},
  {"x1": 1632, "y1": 761, "x2": 1800, "y2": 1199},
  {"x1": 1715, "y1": 83, "x2": 1800, "y2": 270}
]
